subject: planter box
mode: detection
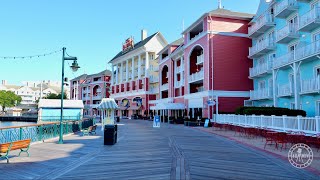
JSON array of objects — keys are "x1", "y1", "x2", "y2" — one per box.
[{"x1": 184, "y1": 121, "x2": 190, "y2": 126}]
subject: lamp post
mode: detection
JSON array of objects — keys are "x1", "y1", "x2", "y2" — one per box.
[{"x1": 59, "y1": 47, "x2": 80, "y2": 144}]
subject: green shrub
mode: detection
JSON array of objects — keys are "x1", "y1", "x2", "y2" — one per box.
[{"x1": 235, "y1": 106, "x2": 306, "y2": 117}]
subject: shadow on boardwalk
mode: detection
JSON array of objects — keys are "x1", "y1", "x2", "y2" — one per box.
[{"x1": 0, "y1": 120, "x2": 318, "y2": 180}]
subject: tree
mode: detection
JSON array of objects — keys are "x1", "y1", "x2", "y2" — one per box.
[
  {"x1": 0, "y1": 90, "x2": 22, "y2": 112},
  {"x1": 45, "y1": 92, "x2": 67, "y2": 100}
]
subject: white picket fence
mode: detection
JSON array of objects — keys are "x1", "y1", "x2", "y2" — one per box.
[{"x1": 214, "y1": 114, "x2": 320, "y2": 134}]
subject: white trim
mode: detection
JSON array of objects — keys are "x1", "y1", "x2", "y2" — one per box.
[
  {"x1": 208, "y1": 31, "x2": 248, "y2": 38},
  {"x1": 110, "y1": 90, "x2": 146, "y2": 99},
  {"x1": 316, "y1": 100, "x2": 320, "y2": 116},
  {"x1": 210, "y1": 90, "x2": 250, "y2": 97}
]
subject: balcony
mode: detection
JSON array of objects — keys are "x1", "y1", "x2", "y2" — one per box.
[
  {"x1": 189, "y1": 69, "x2": 204, "y2": 83},
  {"x1": 176, "y1": 64, "x2": 184, "y2": 73},
  {"x1": 150, "y1": 66, "x2": 159, "y2": 72},
  {"x1": 92, "y1": 94, "x2": 102, "y2": 100},
  {"x1": 249, "y1": 38, "x2": 276, "y2": 58},
  {"x1": 149, "y1": 86, "x2": 159, "y2": 94},
  {"x1": 277, "y1": 83, "x2": 293, "y2": 97},
  {"x1": 274, "y1": 0, "x2": 298, "y2": 18},
  {"x1": 174, "y1": 79, "x2": 184, "y2": 87},
  {"x1": 249, "y1": 59, "x2": 272, "y2": 78},
  {"x1": 149, "y1": 76, "x2": 159, "y2": 83},
  {"x1": 248, "y1": 13, "x2": 275, "y2": 38},
  {"x1": 299, "y1": 7, "x2": 320, "y2": 32},
  {"x1": 160, "y1": 83, "x2": 169, "y2": 91},
  {"x1": 273, "y1": 52, "x2": 295, "y2": 69},
  {"x1": 196, "y1": 54, "x2": 204, "y2": 65},
  {"x1": 276, "y1": 24, "x2": 299, "y2": 44},
  {"x1": 300, "y1": 78, "x2": 320, "y2": 94},
  {"x1": 250, "y1": 88, "x2": 273, "y2": 100},
  {"x1": 296, "y1": 40, "x2": 320, "y2": 62}
]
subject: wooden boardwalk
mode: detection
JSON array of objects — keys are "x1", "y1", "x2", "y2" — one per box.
[{"x1": 0, "y1": 120, "x2": 318, "y2": 180}]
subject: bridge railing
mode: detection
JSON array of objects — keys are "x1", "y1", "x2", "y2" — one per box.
[{"x1": 0, "y1": 118, "x2": 94, "y2": 144}]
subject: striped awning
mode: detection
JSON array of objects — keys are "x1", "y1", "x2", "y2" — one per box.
[{"x1": 97, "y1": 98, "x2": 119, "y2": 110}]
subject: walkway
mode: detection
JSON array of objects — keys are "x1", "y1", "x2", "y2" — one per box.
[{"x1": 0, "y1": 120, "x2": 318, "y2": 180}]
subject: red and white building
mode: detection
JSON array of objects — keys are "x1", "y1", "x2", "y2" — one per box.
[
  {"x1": 109, "y1": 30, "x2": 168, "y2": 118},
  {"x1": 150, "y1": 8, "x2": 254, "y2": 120},
  {"x1": 70, "y1": 70, "x2": 112, "y2": 117}
]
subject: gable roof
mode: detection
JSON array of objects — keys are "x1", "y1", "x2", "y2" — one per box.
[
  {"x1": 108, "y1": 32, "x2": 159, "y2": 63},
  {"x1": 182, "y1": 8, "x2": 254, "y2": 34},
  {"x1": 158, "y1": 38, "x2": 184, "y2": 55}
]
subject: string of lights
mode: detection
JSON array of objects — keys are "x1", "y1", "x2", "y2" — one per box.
[{"x1": 0, "y1": 49, "x2": 62, "y2": 59}]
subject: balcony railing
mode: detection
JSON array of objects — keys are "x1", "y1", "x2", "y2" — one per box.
[
  {"x1": 277, "y1": 83, "x2": 293, "y2": 97},
  {"x1": 160, "y1": 83, "x2": 169, "y2": 91},
  {"x1": 250, "y1": 88, "x2": 273, "y2": 100},
  {"x1": 249, "y1": 58, "x2": 272, "y2": 78},
  {"x1": 150, "y1": 66, "x2": 159, "y2": 72},
  {"x1": 300, "y1": 77, "x2": 320, "y2": 94},
  {"x1": 149, "y1": 76, "x2": 159, "y2": 83},
  {"x1": 196, "y1": 54, "x2": 204, "y2": 65},
  {"x1": 273, "y1": 51, "x2": 295, "y2": 68},
  {"x1": 189, "y1": 69, "x2": 204, "y2": 83},
  {"x1": 276, "y1": 24, "x2": 299, "y2": 44},
  {"x1": 274, "y1": 0, "x2": 298, "y2": 18},
  {"x1": 249, "y1": 38, "x2": 276, "y2": 58},
  {"x1": 176, "y1": 64, "x2": 184, "y2": 73},
  {"x1": 299, "y1": 7, "x2": 320, "y2": 32},
  {"x1": 149, "y1": 87, "x2": 159, "y2": 94},
  {"x1": 248, "y1": 13, "x2": 275, "y2": 38},
  {"x1": 174, "y1": 79, "x2": 184, "y2": 87}
]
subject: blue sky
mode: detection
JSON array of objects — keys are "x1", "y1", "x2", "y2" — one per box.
[{"x1": 0, "y1": 0, "x2": 259, "y2": 85}]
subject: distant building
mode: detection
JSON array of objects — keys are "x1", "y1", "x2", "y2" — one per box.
[
  {"x1": 0, "y1": 80, "x2": 70, "y2": 105},
  {"x1": 70, "y1": 70, "x2": 112, "y2": 117},
  {"x1": 109, "y1": 30, "x2": 168, "y2": 118}
]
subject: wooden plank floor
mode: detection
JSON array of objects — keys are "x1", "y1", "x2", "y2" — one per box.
[{"x1": 0, "y1": 120, "x2": 318, "y2": 180}]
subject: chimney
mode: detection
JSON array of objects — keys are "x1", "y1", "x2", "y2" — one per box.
[
  {"x1": 218, "y1": 0, "x2": 222, "y2": 9},
  {"x1": 141, "y1": 29, "x2": 147, "y2": 41},
  {"x1": 1, "y1": 80, "x2": 7, "y2": 85}
]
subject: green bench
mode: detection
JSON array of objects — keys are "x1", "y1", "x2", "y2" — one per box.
[
  {"x1": 82, "y1": 125, "x2": 97, "y2": 136},
  {"x1": 0, "y1": 139, "x2": 31, "y2": 163}
]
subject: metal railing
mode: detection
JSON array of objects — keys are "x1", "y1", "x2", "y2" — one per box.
[
  {"x1": 0, "y1": 118, "x2": 94, "y2": 144},
  {"x1": 276, "y1": 24, "x2": 298, "y2": 42},
  {"x1": 196, "y1": 54, "x2": 204, "y2": 64},
  {"x1": 300, "y1": 77, "x2": 320, "y2": 94},
  {"x1": 249, "y1": 38, "x2": 275, "y2": 57},
  {"x1": 275, "y1": 0, "x2": 298, "y2": 16},
  {"x1": 250, "y1": 88, "x2": 273, "y2": 100},
  {"x1": 160, "y1": 83, "x2": 169, "y2": 91},
  {"x1": 249, "y1": 58, "x2": 272, "y2": 78},
  {"x1": 299, "y1": 7, "x2": 320, "y2": 30},
  {"x1": 214, "y1": 114, "x2": 320, "y2": 134},
  {"x1": 249, "y1": 13, "x2": 274, "y2": 36},
  {"x1": 189, "y1": 69, "x2": 204, "y2": 83},
  {"x1": 277, "y1": 83, "x2": 293, "y2": 97}
]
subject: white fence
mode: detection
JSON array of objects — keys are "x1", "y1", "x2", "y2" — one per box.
[{"x1": 214, "y1": 114, "x2": 320, "y2": 134}]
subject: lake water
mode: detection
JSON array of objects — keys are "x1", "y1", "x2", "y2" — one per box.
[{"x1": 0, "y1": 121, "x2": 36, "y2": 128}]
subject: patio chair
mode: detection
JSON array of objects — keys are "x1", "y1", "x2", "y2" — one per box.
[{"x1": 275, "y1": 132, "x2": 288, "y2": 151}]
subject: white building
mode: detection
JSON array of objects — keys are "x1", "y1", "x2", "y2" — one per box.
[{"x1": 0, "y1": 80, "x2": 70, "y2": 105}]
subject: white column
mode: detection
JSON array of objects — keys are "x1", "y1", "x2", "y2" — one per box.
[
  {"x1": 138, "y1": 54, "x2": 141, "y2": 79},
  {"x1": 120, "y1": 62, "x2": 123, "y2": 83},
  {"x1": 115, "y1": 65, "x2": 118, "y2": 84},
  {"x1": 145, "y1": 52, "x2": 149, "y2": 77},
  {"x1": 272, "y1": 70, "x2": 277, "y2": 107},
  {"x1": 131, "y1": 57, "x2": 135, "y2": 79},
  {"x1": 111, "y1": 65, "x2": 114, "y2": 85},
  {"x1": 293, "y1": 63, "x2": 299, "y2": 109},
  {"x1": 126, "y1": 60, "x2": 129, "y2": 81}
]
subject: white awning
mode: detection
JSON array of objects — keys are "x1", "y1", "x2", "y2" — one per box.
[
  {"x1": 97, "y1": 98, "x2": 118, "y2": 110},
  {"x1": 150, "y1": 103, "x2": 184, "y2": 110}
]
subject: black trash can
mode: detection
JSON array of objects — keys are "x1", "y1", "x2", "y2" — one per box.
[
  {"x1": 104, "y1": 124, "x2": 118, "y2": 145},
  {"x1": 116, "y1": 116, "x2": 120, "y2": 123}
]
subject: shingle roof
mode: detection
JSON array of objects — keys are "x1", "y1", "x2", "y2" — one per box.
[
  {"x1": 108, "y1": 32, "x2": 159, "y2": 63},
  {"x1": 209, "y1": 8, "x2": 254, "y2": 19}
]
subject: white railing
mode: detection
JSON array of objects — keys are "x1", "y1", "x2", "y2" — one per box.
[
  {"x1": 300, "y1": 77, "x2": 320, "y2": 94},
  {"x1": 149, "y1": 87, "x2": 159, "y2": 94},
  {"x1": 249, "y1": 13, "x2": 274, "y2": 35},
  {"x1": 189, "y1": 69, "x2": 204, "y2": 82},
  {"x1": 149, "y1": 76, "x2": 159, "y2": 83},
  {"x1": 249, "y1": 38, "x2": 275, "y2": 57},
  {"x1": 160, "y1": 83, "x2": 169, "y2": 91},
  {"x1": 299, "y1": 7, "x2": 320, "y2": 30},
  {"x1": 174, "y1": 79, "x2": 184, "y2": 87},
  {"x1": 250, "y1": 88, "x2": 273, "y2": 100},
  {"x1": 214, "y1": 114, "x2": 320, "y2": 134},
  {"x1": 296, "y1": 40, "x2": 320, "y2": 60},
  {"x1": 275, "y1": 0, "x2": 298, "y2": 16},
  {"x1": 277, "y1": 83, "x2": 293, "y2": 97},
  {"x1": 176, "y1": 64, "x2": 184, "y2": 73},
  {"x1": 196, "y1": 54, "x2": 204, "y2": 64},
  {"x1": 276, "y1": 24, "x2": 298, "y2": 42},
  {"x1": 249, "y1": 58, "x2": 272, "y2": 77},
  {"x1": 190, "y1": 31, "x2": 205, "y2": 41},
  {"x1": 273, "y1": 52, "x2": 295, "y2": 68}
]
